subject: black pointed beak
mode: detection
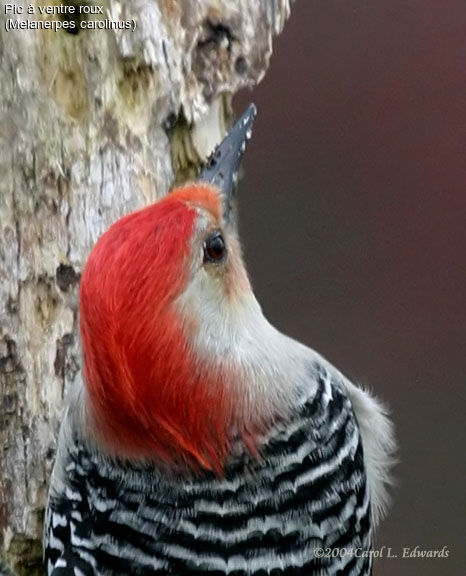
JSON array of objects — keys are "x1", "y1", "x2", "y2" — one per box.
[{"x1": 199, "y1": 103, "x2": 257, "y2": 223}]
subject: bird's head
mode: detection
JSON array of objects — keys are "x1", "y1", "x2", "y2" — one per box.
[{"x1": 79, "y1": 106, "x2": 286, "y2": 473}]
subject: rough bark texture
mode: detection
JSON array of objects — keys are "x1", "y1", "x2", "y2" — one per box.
[{"x1": 0, "y1": 1, "x2": 291, "y2": 573}]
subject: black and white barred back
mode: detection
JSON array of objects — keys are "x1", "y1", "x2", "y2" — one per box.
[{"x1": 45, "y1": 364, "x2": 373, "y2": 576}]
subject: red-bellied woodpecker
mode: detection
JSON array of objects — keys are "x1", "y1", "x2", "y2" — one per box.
[{"x1": 44, "y1": 105, "x2": 395, "y2": 575}]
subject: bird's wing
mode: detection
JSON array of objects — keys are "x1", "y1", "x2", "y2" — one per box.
[
  {"x1": 321, "y1": 361, "x2": 397, "y2": 526},
  {"x1": 44, "y1": 390, "x2": 97, "y2": 576},
  {"x1": 44, "y1": 490, "x2": 95, "y2": 576},
  {"x1": 46, "y1": 552, "x2": 94, "y2": 576}
]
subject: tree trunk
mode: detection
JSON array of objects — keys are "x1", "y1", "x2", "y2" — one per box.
[{"x1": 0, "y1": 1, "x2": 291, "y2": 573}]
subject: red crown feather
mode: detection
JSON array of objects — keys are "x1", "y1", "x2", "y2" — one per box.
[{"x1": 80, "y1": 186, "x2": 237, "y2": 473}]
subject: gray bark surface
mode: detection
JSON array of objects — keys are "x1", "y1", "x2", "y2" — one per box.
[{"x1": 0, "y1": 1, "x2": 291, "y2": 573}]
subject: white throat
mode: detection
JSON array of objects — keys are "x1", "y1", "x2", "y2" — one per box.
[{"x1": 176, "y1": 271, "x2": 315, "y2": 421}]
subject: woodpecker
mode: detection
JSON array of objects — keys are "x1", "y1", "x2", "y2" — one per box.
[{"x1": 44, "y1": 104, "x2": 395, "y2": 575}]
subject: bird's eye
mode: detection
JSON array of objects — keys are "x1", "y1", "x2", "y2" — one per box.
[{"x1": 203, "y1": 230, "x2": 227, "y2": 263}]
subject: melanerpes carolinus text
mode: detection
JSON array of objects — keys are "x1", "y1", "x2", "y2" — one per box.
[{"x1": 44, "y1": 105, "x2": 395, "y2": 575}]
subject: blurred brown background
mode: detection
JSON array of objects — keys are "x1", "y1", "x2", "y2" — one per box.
[{"x1": 235, "y1": 1, "x2": 465, "y2": 575}]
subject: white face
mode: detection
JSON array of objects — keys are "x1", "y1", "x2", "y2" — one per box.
[{"x1": 174, "y1": 205, "x2": 312, "y2": 420}]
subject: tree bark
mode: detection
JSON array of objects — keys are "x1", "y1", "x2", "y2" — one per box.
[{"x1": 0, "y1": 0, "x2": 291, "y2": 573}]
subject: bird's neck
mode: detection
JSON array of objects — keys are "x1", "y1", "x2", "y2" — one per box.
[{"x1": 80, "y1": 292, "x2": 311, "y2": 474}]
